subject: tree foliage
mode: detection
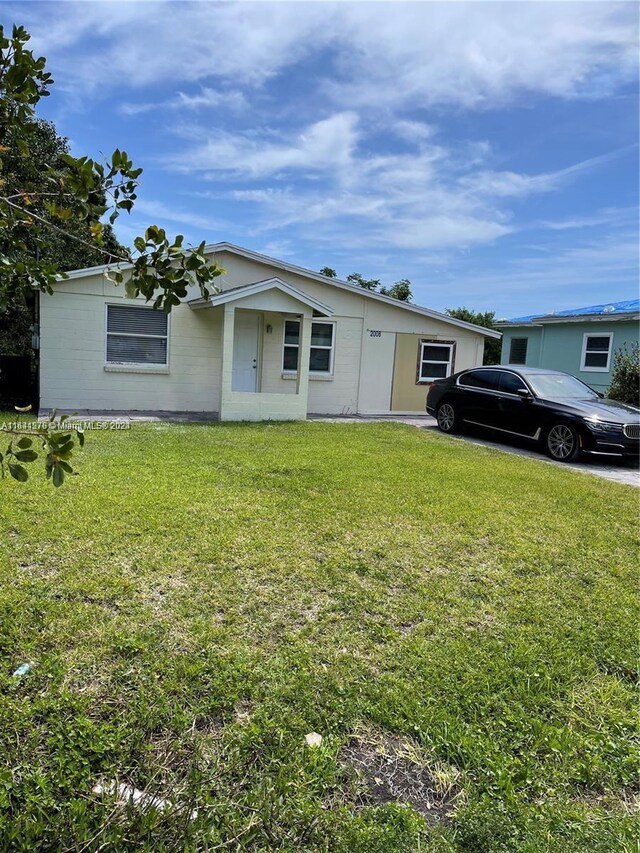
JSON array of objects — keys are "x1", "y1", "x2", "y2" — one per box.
[
  {"x1": 346, "y1": 271, "x2": 381, "y2": 292},
  {"x1": 2, "y1": 119, "x2": 125, "y2": 271},
  {"x1": 0, "y1": 24, "x2": 223, "y2": 484},
  {"x1": 0, "y1": 410, "x2": 84, "y2": 486},
  {"x1": 319, "y1": 266, "x2": 336, "y2": 278},
  {"x1": 0, "y1": 24, "x2": 222, "y2": 310},
  {"x1": 445, "y1": 306, "x2": 501, "y2": 365},
  {"x1": 321, "y1": 267, "x2": 413, "y2": 301},
  {"x1": 0, "y1": 288, "x2": 31, "y2": 355},
  {"x1": 607, "y1": 343, "x2": 639, "y2": 407},
  {"x1": 0, "y1": 118, "x2": 127, "y2": 355},
  {"x1": 380, "y1": 278, "x2": 412, "y2": 302}
]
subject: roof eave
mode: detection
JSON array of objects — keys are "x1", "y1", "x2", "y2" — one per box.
[
  {"x1": 54, "y1": 241, "x2": 501, "y2": 339},
  {"x1": 497, "y1": 313, "x2": 639, "y2": 327},
  {"x1": 207, "y1": 242, "x2": 501, "y2": 338},
  {"x1": 188, "y1": 276, "x2": 334, "y2": 317}
]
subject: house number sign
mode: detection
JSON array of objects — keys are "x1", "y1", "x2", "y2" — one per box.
[{"x1": 369, "y1": 329, "x2": 382, "y2": 337}]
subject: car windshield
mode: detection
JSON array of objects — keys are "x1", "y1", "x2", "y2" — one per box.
[{"x1": 527, "y1": 373, "x2": 598, "y2": 399}]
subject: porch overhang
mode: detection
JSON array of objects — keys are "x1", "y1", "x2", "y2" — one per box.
[{"x1": 188, "y1": 277, "x2": 334, "y2": 317}]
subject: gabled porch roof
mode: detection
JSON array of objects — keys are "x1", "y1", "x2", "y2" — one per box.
[{"x1": 188, "y1": 277, "x2": 334, "y2": 317}]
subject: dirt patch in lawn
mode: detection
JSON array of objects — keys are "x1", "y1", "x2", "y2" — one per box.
[
  {"x1": 573, "y1": 786, "x2": 640, "y2": 815},
  {"x1": 339, "y1": 729, "x2": 463, "y2": 823}
]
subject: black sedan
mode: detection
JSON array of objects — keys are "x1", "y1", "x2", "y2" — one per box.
[{"x1": 426, "y1": 366, "x2": 640, "y2": 462}]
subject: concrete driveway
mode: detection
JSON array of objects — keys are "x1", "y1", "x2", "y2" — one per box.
[{"x1": 412, "y1": 416, "x2": 639, "y2": 487}]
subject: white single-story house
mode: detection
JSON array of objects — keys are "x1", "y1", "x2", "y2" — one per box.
[{"x1": 39, "y1": 242, "x2": 500, "y2": 420}]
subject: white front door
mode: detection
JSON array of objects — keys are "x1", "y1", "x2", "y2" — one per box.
[{"x1": 232, "y1": 312, "x2": 259, "y2": 392}]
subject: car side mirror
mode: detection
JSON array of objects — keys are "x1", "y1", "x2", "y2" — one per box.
[{"x1": 516, "y1": 388, "x2": 532, "y2": 399}]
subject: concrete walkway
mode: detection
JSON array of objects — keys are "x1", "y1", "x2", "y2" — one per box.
[{"x1": 38, "y1": 409, "x2": 218, "y2": 423}]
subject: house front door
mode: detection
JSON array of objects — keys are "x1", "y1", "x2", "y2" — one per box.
[{"x1": 232, "y1": 312, "x2": 259, "y2": 392}]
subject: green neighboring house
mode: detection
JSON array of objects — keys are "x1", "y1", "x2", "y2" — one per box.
[{"x1": 496, "y1": 299, "x2": 640, "y2": 394}]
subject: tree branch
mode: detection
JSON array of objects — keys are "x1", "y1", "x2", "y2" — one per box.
[{"x1": 1, "y1": 195, "x2": 131, "y2": 264}]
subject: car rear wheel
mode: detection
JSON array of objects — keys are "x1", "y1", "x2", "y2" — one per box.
[
  {"x1": 545, "y1": 422, "x2": 581, "y2": 462},
  {"x1": 436, "y1": 402, "x2": 460, "y2": 434}
]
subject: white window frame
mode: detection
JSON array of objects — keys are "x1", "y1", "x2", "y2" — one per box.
[
  {"x1": 580, "y1": 332, "x2": 613, "y2": 373},
  {"x1": 417, "y1": 340, "x2": 454, "y2": 383},
  {"x1": 282, "y1": 318, "x2": 336, "y2": 376},
  {"x1": 105, "y1": 303, "x2": 170, "y2": 368}
]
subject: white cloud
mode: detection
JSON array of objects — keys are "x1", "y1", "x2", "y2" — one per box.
[
  {"x1": 131, "y1": 199, "x2": 226, "y2": 233},
  {"x1": 431, "y1": 229, "x2": 640, "y2": 315},
  {"x1": 373, "y1": 216, "x2": 512, "y2": 251},
  {"x1": 324, "y1": 2, "x2": 637, "y2": 110},
  {"x1": 167, "y1": 112, "x2": 360, "y2": 178},
  {"x1": 121, "y1": 88, "x2": 246, "y2": 116},
  {"x1": 9, "y1": 0, "x2": 635, "y2": 302},
  {"x1": 460, "y1": 149, "x2": 632, "y2": 198},
  {"x1": 16, "y1": 2, "x2": 637, "y2": 110},
  {"x1": 19, "y1": 2, "x2": 331, "y2": 91},
  {"x1": 392, "y1": 120, "x2": 436, "y2": 143},
  {"x1": 175, "y1": 112, "x2": 624, "y2": 252},
  {"x1": 540, "y1": 207, "x2": 636, "y2": 231}
]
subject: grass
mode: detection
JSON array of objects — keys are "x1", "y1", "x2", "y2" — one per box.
[{"x1": 0, "y1": 419, "x2": 638, "y2": 852}]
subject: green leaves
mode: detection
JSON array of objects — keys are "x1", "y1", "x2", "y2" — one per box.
[
  {"x1": 13, "y1": 449, "x2": 37, "y2": 462},
  {"x1": 446, "y1": 307, "x2": 502, "y2": 365},
  {"x1": 344, "y1": 271, "x2": 413, "y2": 302},
  {"x1": 0, "y1": 413, "x2": 84, "y2": 486},
  {"x1": 1, "y1": 21, "x2": 223, "y2": 316},
  {"x1": 8, "y1": 462, "x2": 28, "y2": 481},
  {"x1": 123, "y1": 233, "x2": 223, "y2": 312},
  {"x1": 608, "y1": 344, "x2": 639, "y2": 407},
  {"x1": 1, "y1": 21, "x2": 224, "y2": 486},
  {"x1": 51, "y1": 462, "x2": 64, "y2": 487}
]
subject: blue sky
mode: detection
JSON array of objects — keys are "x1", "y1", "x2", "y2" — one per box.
[{"x1": 10, "y1": 1, "x2": 639, "y2": 317}]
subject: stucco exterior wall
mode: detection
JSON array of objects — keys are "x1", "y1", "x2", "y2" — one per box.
[
  {"x1": 500, "y1": 326, "x2": 543, "y2": 368},
  {"x1": 390, "y1": 331, "x2": 482, "y2": 412},
  {"x1": 500, "y1": 320, "x2": 639, "y2": 393},
  {"x1": 307, "y1": 316, "x2": 362, "y2": 415},
  {"x1": 259, "y1": 311, "x2": 296, "y2": 395},
  {"x1": 39, "y1": 277, "x2": 222, "y2": 412}
]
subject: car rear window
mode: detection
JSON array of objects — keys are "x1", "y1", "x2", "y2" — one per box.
[
  {"x1": 498, "y1": 372, "x2": 528, "y2": 394},
  {"x1": 458, "y1": 369, "x2": 502, "y2": 391}
]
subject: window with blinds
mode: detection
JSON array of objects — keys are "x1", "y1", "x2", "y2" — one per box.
[{"x1": 106, "y1": 305, "x2": 168, "y2": 365}]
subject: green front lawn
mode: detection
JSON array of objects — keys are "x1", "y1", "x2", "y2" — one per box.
[{"x1": 1, "y1": 421, "x2": 637, "y2": 851}]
